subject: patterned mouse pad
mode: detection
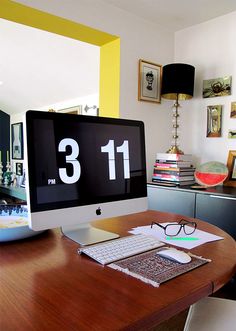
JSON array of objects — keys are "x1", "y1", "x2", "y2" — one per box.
[{"x1": 108, "y1": 248, "x2": 210, "y2": 287}]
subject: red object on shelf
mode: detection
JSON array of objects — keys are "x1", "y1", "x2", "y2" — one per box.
[{"x1": 194, "y1": 162, "x2": 228, "y2": 187}]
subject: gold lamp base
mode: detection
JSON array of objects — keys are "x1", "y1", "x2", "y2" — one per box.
[{"x1": 166, "y1": 145, "x2": 184, "y2": 154}]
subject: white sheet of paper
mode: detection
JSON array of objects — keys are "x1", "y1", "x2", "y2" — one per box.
[{"x1": 129, "y1": 222, "x2": 224, "y2": 249}]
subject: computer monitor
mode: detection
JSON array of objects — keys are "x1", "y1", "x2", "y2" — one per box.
[{"x1": 24, "y1": 110, "x2": 147, "y2": 245}]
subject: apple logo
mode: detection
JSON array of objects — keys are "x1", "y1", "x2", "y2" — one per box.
[{"x1": 96, "y1": 207, "x2": 102, "y2": 216}]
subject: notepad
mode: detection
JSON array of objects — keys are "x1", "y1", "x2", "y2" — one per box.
[{"x1": 129, "y1": 222, "x2": 223, "y2": 249}]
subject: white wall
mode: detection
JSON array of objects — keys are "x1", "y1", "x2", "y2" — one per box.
[
  {"x1": 16, "y1": 0, "x2": 175, "y2": 180},
  {"x1": 14, "y1": 1, "x2": 236, "y2": 177},
  {"x1": 0, "y1": 18, "x2": 100, "y2": 116},
  {"x1": 175, "y1": 11, "x2": 236, "y2": 166}
]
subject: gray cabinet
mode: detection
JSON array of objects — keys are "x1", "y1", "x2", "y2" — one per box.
[
  {"x1": 196, "y1": 194, "x2": 236, "y2": 239},
  {"x1": 147, "y1": 184, "x2": 236, "y2": 239},
  {"x1": 148, "y1": 185, "x2": 195, "y2": 217}
]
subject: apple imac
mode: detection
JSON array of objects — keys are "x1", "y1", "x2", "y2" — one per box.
[{"x1": 25, "y1": 110, "x2": 147, "y2": 245}]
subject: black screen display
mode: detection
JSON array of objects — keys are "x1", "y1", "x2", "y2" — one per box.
[{"x1": 26, "y1": 111, "x2": 147, "y2": 212}]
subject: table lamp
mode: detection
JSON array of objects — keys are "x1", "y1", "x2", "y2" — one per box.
[{"x1": 161, "y1": 63, "x2": 195, "y2": 154}]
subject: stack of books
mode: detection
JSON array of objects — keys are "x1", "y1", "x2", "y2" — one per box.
[{"x1": 152, "y1": 153, "x2": 196, "y2": 186}]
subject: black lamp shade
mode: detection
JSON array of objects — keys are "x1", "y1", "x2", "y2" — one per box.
[{"x1": 161, "y1": 63, "x2": 195, "y2": 100}]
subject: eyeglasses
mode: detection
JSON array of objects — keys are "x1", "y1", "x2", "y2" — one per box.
[{"x1": 151, "y1": 219, "x2": 197, "y2": 237}]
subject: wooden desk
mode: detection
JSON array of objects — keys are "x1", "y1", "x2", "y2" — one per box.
[{"x1": 1, "y1": 211, "x2": 236, "y2": 331}]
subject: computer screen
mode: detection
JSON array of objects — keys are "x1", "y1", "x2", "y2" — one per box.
[{"x1": 25, "y1": 110, "x2": 147, "y2": 245}]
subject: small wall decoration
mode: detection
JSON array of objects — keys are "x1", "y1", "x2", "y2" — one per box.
[
  {"x1": 138, "y1": 59, "x2": 162, "y2": 103},
  {"x1": 11, "y1": 122, "x2": 24, "y2": 160},
  {"x1": 224, "y1": 150, "x2": 236, "y2": 187},
  {"x1": 206, "y1": 105, "x2": 222, "y2": 137},
  {"x1": 230, "y1": 101, "x2": 236, "y2": 118},
  {"x1": 228, "y1": 130, "x2": 236, "y2": 139},
  {"x1": 203, "y1": 76, "x2": 232, "y2": 98},
  {"x1": 16, "y1": 162, "x2": 23, "y2": 176},
  {"x1": 82, "y1": 105, "x2": 99, "y2": 116},
  {"x1": 20, "y1": 170, "x2": 26, "y2": 188}
]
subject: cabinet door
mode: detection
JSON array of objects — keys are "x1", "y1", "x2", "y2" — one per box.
[
  {"x1": 147, "y1": 186, "x2": 195, "y2": 217},
  {"x1": 196, "y1": 194, "x2": 236, "y2": 239}
]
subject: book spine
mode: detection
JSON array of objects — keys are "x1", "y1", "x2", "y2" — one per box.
[
  {"x1": 154, "y1": 162, "x2": 181, "y2": 168},
  {"x1": 154, "y1": 169, "x2": 181, "y2": 175},
  {"x1": 154, "y1": 165, "x2": 179, "y2": 170},
  {"x1": 153, "y1": 169, "x2": 195, "y2": 176},
  {"x1": 152, "y1": 175, "x2": 179, "y2": 182},
  {"x1": 154, "y1": 165, "x2": 195, "y2": 171},
  {"x1": 152, "y1": 178, "x2": 195, "y2": 186},
  {"x1": 152, "y1": 174, "x2": 195, "y2": 181},
  {"x1": 155, "y1": 161, "x2": 192, "y2": 167},
  {"x1": 152, "y1": 178, "x2": 180, "y2": 185},
  {"x1": 156, "y1": 153, "x2": 192, "y2": 161}
]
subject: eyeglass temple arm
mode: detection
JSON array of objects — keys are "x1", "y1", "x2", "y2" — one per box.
[{"x1": 151, "y1": 222, "x2": 166, "y2": 230}]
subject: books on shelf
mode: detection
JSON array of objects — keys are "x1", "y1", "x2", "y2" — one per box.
[{"x1": 152, "y1": 153, "x2": 196, "y2": 186}]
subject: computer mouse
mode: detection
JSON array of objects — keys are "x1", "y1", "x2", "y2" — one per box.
[{"x1": 156, "y1": 247, "x2": 191, "y2": 264}]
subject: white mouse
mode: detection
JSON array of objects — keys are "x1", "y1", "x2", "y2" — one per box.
[{"x1": 156, "y1": 247, "x2": 191, "y2": 264}]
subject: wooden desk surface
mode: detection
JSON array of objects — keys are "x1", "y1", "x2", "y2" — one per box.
[{"x1": 1, "y1": 210, "x2": 236, "y2": 331}]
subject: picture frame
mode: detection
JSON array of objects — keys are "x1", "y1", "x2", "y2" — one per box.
[
  {"x1": 16, "y1": 162, "x2": 23, "y2": 176},
  {"x1": 56, "y1": 105, "x2": 83, "y2": 115},
  {"x1": 228, "y1": 130, "x2": 236, "y2": 139},
  {"x1": 203, "y1": 76, "x2": 232, "y2": 98},
  {"x1": 206, "y1": 105, "x2": 222, "y2": 137},
  {"x1": 224, "y1": 150, "x2": 236, "y2": 187},
  {"x1": 11, "y1": 122, "x2": 24, "y2": 160},
  {"x1": 138, "y1": 59, "x2": 162, "y2": 103},
  {"x1": 230, "y1": 101, "x2": 236, "y2": 118}
]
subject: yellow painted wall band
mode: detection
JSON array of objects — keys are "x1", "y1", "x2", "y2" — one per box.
[{"x1": 100, "y1": 39, "x2": 120, "y2": 118}]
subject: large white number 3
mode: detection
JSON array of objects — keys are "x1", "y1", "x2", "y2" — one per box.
[{"x1": 58, "y1": 138, "x2": 81, "y2": 184}]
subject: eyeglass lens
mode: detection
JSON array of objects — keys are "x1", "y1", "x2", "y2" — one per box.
[
  {"x1": 183, "y1": 223, "x2": 196, "y2": 235},
  {"x1": 165, "y1": 223, "x2": 196, "y2": 236}
]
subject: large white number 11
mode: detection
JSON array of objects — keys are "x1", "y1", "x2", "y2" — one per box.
[{"x1": 101, "y1": 140, "x2": 130, "y2": 180}]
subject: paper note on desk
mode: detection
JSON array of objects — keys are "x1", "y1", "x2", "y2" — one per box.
[{"x1": 129, "y1": 222, "x2": 224, "y2": 249}]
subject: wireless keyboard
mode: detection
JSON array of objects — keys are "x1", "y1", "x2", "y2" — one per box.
[{"x1": 79, "y1": 234, "x2": 164, "y2": 265}]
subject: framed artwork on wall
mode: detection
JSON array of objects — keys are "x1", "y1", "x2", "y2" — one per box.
[
  {"x1": 224, "y1": 150, "x2": 236, "y2": 187},
  {"x1": 16, "y1": 162, "x2": 23, "y2": 176},
  {"x1": 57, "y1": 105, "x2": 83, "y2": 115},
  {"x1": 206, "y1": 105, "x2": 222, "y2": 137},
  {"x1": 138, "y1": 59, "x2": 162, "y2": 103},
  {"x1": 203, "y1": 76, "x2": 232, "y2": 98},
  {"x1": 11, "y1": 122, "x2": 24, "y2": 160},
  {"x1": 228, "y1": 130, "x2": 236, "y2": 139},
  {"x1": 230, "y1": 101, "x2": 236, "y2": 118}
]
